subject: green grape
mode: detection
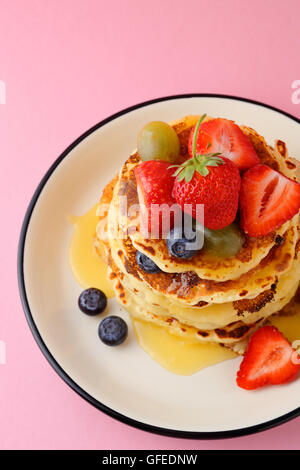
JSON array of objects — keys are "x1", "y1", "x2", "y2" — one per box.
[
  {"x1": 137, "y1": 121, "x2": 180, "y2": 163},
  {"x1": 203, "y1": 223, "x2": 244, "y2": 258}
]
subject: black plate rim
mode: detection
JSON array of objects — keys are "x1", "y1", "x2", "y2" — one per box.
[{"x1": 17, "y1": 93, "x2": 300, "y2": 440}]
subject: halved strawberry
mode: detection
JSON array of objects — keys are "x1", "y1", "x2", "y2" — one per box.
[
  {"x1": 188, "y1": 118, "x2": 259, "y2": 171},
  {"x1": 134, "y1": 161, "x2": 179, "y2": 238},
  {"x1": 240, "y1": 164, "x2": 300, "y2": 237},
  {"x1": 237, "y1": 326, "x2": 300, "y2": 390}
]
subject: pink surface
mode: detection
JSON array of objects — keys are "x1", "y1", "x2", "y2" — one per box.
[{"x1": 1, "y1": 0, "x2": 300, "y2": 450}]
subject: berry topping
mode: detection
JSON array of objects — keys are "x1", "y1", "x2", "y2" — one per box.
[
  {"x1": 134, "y1": 160, "x2": 180, "y2": 237},
  {"x1": 237, "y1": 326, "x2": 300, "y2": 390},
  {"x1": 188, "y1": 117, "x2": 259, "y2": 171},
  {"x1": 171, "y1": 116, "x2": 241, "y2": 230},
  {"x1": 136, "y1": 251, "x2": 161, "y2": 273},
  {"x1": 78, "y1": 288, "x2": 107, "y2": 316},
  {"x1": 172, "y1": 156, "x2": 240, "y2": 230},
  {"x1": 98, "y1": 316, "x2": 128, "y2": 346},
  {"x1": 137, "y1": 121, "x2": 180, "y2": 163},
  {"x1": 239, "y1": 164, "x2": 300, "y2": 237},
  {"x1": 166, "y1": 226, "x2": 201, "y2": 259}
]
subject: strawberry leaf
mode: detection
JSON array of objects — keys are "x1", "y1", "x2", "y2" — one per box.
[
  {"x1": 169, "y1": 152, "x2": 224, "y2": 183},
  {"x1": 198, "y1": 166, "x2": 209, "y2": 177},
  {"x1": 177, "y1": 171, "x2": 186, "y2": 182},
  {"x1": 172, "y1": 167, "x2": 183, "y2": 177},
  {"x1": 185, "y1": 166, "x2": 194, "y2": 183}
]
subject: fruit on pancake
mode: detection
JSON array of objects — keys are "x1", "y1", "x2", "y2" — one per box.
[
  {"x1": 166, "y1": 226, "x2": 202, "y2": 259},
  {"x1": 203, "y1": 223, "x2": 244, "y2": 258},
  {"x1": 188, "y1": 118, "x2": 259, "y2": 171},
  {"x1": 240, "y1": 164, "x2": 300, "y2": 237},
  {"x1": 136, "y1": 251, "x2": 161, "y2": 273},
  {"x1": 135, "y1": 160, "x2": 179, "y2": 237},
  {"x1": 137, "y1": 121, "x2": 180, "y2": 163},
  {"x1": 172, "y1": 155, "x2": 241, "y2": 230},
  {"x1": 78, "y1": 288, "x2": 107, "y2": 315},
  {"x1": 98, "y1": 316, "x2": 128, "y2": 346},
  {"x1": 236, "y1": 326, "x2": 300, "y2": 390}
]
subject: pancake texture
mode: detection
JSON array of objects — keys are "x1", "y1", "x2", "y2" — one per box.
[{"x1": 96, "y1": 115, "x2": 300, "y2": 354}]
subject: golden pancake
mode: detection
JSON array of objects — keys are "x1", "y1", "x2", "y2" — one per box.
[
  {"x1": 95, "y1": 114, "x2": 300, "y2": 355},
  {"x1": 106, "y1": 184, "x2": 298, "y2": 304}
]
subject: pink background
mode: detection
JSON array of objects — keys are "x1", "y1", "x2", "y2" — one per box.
[{"x1": 1, "y1": 0, "x2": 300, "y2": 450}]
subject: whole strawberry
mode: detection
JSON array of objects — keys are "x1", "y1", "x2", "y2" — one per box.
[
  {"x1": 171, "y1": 115, "x2": 241, "y2": 230},
  {"x1": 134, "y1": 160, "x2": 178, "y2": 238}
]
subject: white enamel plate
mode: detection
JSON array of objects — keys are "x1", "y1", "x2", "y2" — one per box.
[{"x1": 18, "y1": 95, "x2": 300, "y2": 438}]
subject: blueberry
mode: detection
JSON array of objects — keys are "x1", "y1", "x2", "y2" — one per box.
[
  {"x1": 136, "y1": 251, "x2": 161, "y2": 273},
  {"x1": 166, "y1": 226, "x2": 202, "y2": 259},
  {"x1": 98, "y1": 316, "x2": 128, "y2": 346},
  {"x1": 78, "y1": 288, "x2": 107, "y2": 315}
]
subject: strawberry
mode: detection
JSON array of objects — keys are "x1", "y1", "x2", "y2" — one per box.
[
  {"x1": 240, "y1": 164, "x2": 300, "y2": 237},
  {"x1": 188, "y1": 117, "x2": 260, "y2": 171},
  {"x1": 237, "y1": 326, "x2": 300, "y2": 390},
  {"x1": 134, "y1": 160, "x2": 179, "y2": 238},
  {"x1": 171, "y1": 116, "x2": 241, "y2": 230},
  {"x1": 172, "y1": 156, "x2": 241, "y2": 230}
]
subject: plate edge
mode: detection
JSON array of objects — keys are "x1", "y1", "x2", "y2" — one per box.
[{"x1": 17, "y1": 93, "x2": 300, "y2": 440}]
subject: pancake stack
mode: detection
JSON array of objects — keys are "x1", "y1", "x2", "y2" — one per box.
[{"x1": 96, "y1": 115, "x2": 300, "y2": 354}]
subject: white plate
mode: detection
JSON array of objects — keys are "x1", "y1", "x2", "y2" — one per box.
[{"x1": 18, "y1": 95, "x2": 300, "y2": 438}]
